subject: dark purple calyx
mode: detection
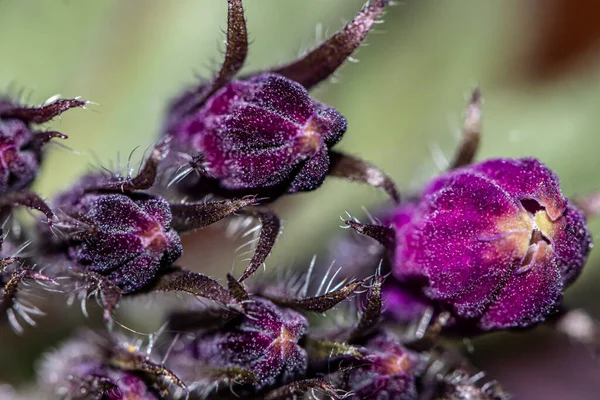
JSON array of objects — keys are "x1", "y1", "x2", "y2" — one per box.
[
  {"x1": 162, "y1": 0, "x2": 399, "y2": 201},
  {"x1": 48, "y1": 176, "x2": 182, "y2": 293},
  {"x1": 346, "y1": 332, "x2": 418, "y2": 400},
  {"x1": 39, "y1": 333, "x2": 184, "y2": 399},
  {"x1": 0, "y1": 97, "x2": 85, "y2": 196},
  {"x1": 174, "y1": 297, "x2": 308, "y2": 392},
  {"x1": 168, "y1": 73, "x2": 346, "y2": 195}
]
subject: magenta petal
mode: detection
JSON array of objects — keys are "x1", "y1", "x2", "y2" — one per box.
[
  {"x1": 211, "y1": 331, "x2": 276, "y2": 364},
  {"x1": 480, "y1": 242, "x2": 562, "y2": 330},
  {"x1": 310, "y1": 101, "x2": 347, "y2": 146},
  {"x1": 278, "y1": 343, "x2": 308, "y2": 384},
  {"x1": 222, "y1": 103, "x2": 304, "y2": 146},
  {"x1": 397, "y1": 173, "x2": 526, "y2": 318},
  {"x1": 87, "y1": 195, "x2": 158, "y2": 233},
  {"x1": 203, "y1": 80, "x2": 252, "y2": 117},
  {"x1": 471, "y1": 158, "x2": 566, "y2": 220},
  {"x1": 136, "y1": 197, "x2": 174, "y2": 230},
  {"x1": 383, "y1": 284, "x2": 429, "y2": 323},
  {"x1": 213, "y1": 142, "x2": 317, "y2": 190},
  {"x1": 240, "y1": 298, "x2": 290, "y2": 333},
  {"x1": 71, "y1": 231, "x2": 145, "y2": 273},
  {"x1": 551, "y1": 204, "x2": 593, "y2": 285}
]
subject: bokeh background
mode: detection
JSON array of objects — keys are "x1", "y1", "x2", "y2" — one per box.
[{"x1": 1, "y1": 0, "x2": 600, "y2": 398}]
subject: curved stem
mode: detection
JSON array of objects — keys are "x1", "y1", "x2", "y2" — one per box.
[
  {"x1": 270, "y1": 0, "x2": 390, "y2": 90},
  {"x1": 329, "y1": 151, "x2": 400, "y2": 203},
  {"x1": 449, "y1": 88, "x2": 482, "y2": 170}
]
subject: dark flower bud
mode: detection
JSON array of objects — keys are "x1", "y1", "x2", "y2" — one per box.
[
  {"x1": 161, "y1": 263, "x2": 361, "y2": 396},
  {"x1": 39, "y1": 141, "x2": 261, "y2": 298},
  {"x1": 48, "y1": 178, "x2": 183, "y2": 293},
  {"x1": 345, "y1": 332, "x2": 419, "y2": 400},
  {"x1": 38, "y1": 331, "x2": 186, "y2": 399},
  {"x1": 349, "y1": 157, "x2": 592, "y2": 333},
  {"x1": 303, "y1": 275, "x2": 419, "y2": 399},
  {"x1": 170, "y1": 297, "x2": 308, "y2": 392},
  {"x1": 164, "y1": 0, "x2": 399, "y2": 202},
  {"x1": 170, "y1": 73, "x2": 346, "y2": 194},
  {"x1": 0, "y1": 97, "x2": 85, "y2": 196}
]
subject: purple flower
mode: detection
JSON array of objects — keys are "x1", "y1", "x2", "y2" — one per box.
[
  {"x1": 346, "y1": 332, "x2": 418, "y2": 400},
  {"x1": 169, "y1": 74, "x2": 346, "y2": 194},
  {"x1": 49, "y1": 178, "x2": 183, "y2": 293},
  {"x1": 164, "y1": 0, "x2": 399, "y2": 202},
  {"x1": 349, "y1": 158, "x2": 592, "y2": 333},
  {"x1": 161, "y1": 264, "x2": 361, "y2": 396},
  {"x1": 39, "y1": 142, "x2": 259, "y2": 297},
  {"x1": 171, "y1": 297, "x2": 308, "y2": 392},
  {"x1": 38, "y1": 332, "x2": 185, "y2": 399},
  {"x1": 0, "y1": 97, "x2": 85, "y2": 196}
]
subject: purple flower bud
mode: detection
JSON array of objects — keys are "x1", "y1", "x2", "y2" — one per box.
[
  {"x1": 39, "y1": 332, "x2": 184, "y2": 399},
  {"x1": 38, "y1": 141, "x2": 264, "y2": 319},
  {"x1": 0, "y1": 97, "x2": 85, "y2": 196},
  {"x1": 350, "y1": 158, "x2": 592, "y2": 333},
  {"x1": 163, "y1": 0, "x2": 399, "y2": 202},
  {"x1": 170, "y1": 297, "x2": 308, "y2": 392},
  {"x1": 346, "y1": 332, "x2": 418, "y2": 400},
  {"x1": 44, "y1": 173, "x2": 183, "y2": 294},
  {"x1": 398, "y1": 158, "x2": 590, "y2": 331},
  {"x1": 0, "y1": 117, "x2": 43, "y2": 195},
  {"x1": 169, "y1": 73, "x2": 346, "y2": 194}
]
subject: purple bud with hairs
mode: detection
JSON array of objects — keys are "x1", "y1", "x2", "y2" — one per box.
[
  {"x1": 39, "y1": 141, "x2": 260, "y2": 297},
  {"x1": 161, "y1": 264, "x2": 361, "y2": 396},
  {"x1": 0, "y1": 97, "x2": 85, "y2": 196},
  {"x1": 349, "y1": 158, "x2": 592, "y2": 333},
  {"x1": 345, "y1": 332, "x2": 419, "y2": 400},
  {"x1": 38, "y1": 331, "x2": 186, "y2": 399},
  {"x1": 170, "y1": 73, "x2": 347, "y2": 194},
  {"x1": 48, "y1": 182, "x2": 183, "y2": 293},
  {"x1": 164, "y1": 0, "x2": 399, "y2": 202},
  {"x1": 0, "y1": 97, "x2": 85, "y2": 223},
  {"x1": 171, "y1": 297, "x2": 308, "y2": 392}
]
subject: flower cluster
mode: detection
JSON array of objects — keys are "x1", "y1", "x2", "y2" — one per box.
[{"x1": 0, "y1": 0, "x2": 597, "y2": 399}]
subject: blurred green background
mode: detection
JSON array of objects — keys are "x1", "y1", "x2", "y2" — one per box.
[{"x1": 2, "y1": 0, "x2": 600, "y2": 398}]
